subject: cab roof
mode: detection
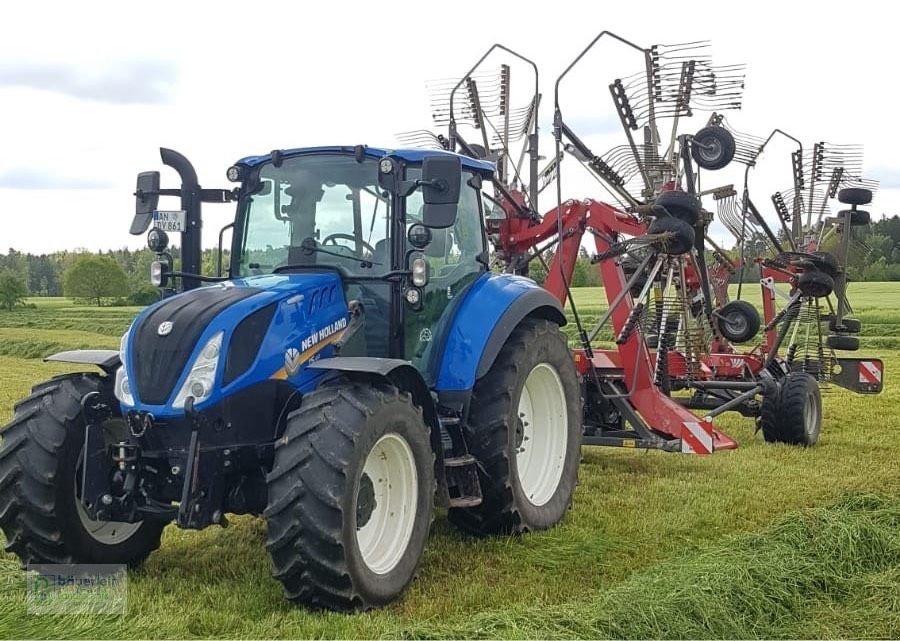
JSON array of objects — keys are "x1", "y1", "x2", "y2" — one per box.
[{"x1": 235, "y1": 146, "x2": 495, "y2": 176}]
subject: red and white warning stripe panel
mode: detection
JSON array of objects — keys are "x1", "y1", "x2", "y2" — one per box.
[
  {"x1": 681, "y1": 420, "x2": 714, "y2": 455},
  {"x1": 858, "y1": 360, "x2": 883, "y2": 385}
]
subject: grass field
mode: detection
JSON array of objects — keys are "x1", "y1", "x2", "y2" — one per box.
[{"x1": 1, "y1": 285, "x2": 899, "y2": 639}]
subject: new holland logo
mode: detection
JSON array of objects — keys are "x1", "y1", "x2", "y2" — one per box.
[
  {"x1": 284, "y1": 348, "x2": 302, "y2": 377},
  {"x1": 300, "y1": 317, "x2": 349, "y2": 352},
  {"x1": 157, "y1": 321, "x2": 173, "y2": 336}
]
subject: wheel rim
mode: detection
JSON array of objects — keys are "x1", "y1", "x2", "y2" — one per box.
[
  {"x1": 355, "y1": 433, "x2": 418, "y2": 575},
  {"x1": 698, "y1": 137, "x2": 722, "y2": 163},
  {"x1": 75, "y1": 453, "x2": 142, "y2": 545},
  {"x1": 804, "y1": 390, "x2": 819, "y2": 438},
  {"x1": 725, "y1": 311, "x2": 747, "y2": 335},
  {"x1": 516, "y1": 363, "x2": 568, "y2": 507}
]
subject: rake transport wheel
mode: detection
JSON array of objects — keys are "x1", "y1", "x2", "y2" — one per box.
[
  {"x1": 760, "y1": 372, "x2": 822, "y2": 446},
  {"x1": 265, "y1": 379, "x2": 434, "y2": 611},
  {"x1": 829, "y1": 318, "x2": 861, "y2": 333},
  {"x1": 797, "y1": 270, "x2": 834, "y2": 298},
  {"x1": 827, "y1": 334, "x2": 860, "y2": 351},
  {"x1": 837, "y1": 187, "x2": 873, "y2": 206},
  {"x1": 648, "y1": 216, "x2": 696, "y2": 255},
  {"x1": 715, "y1": 300, "x2": 761, "y2": 344},
  {"x1": 810, "y1": 251, "x2": 840, "y2": 278},
  {"x1": 448, "y1": 319, "x2": 580, "y2": 536},
  {"x1": 691, "y1": 126, "x2": 736, "y2": 171},
  {"x1": 0, "y1": 374, "x2": 164, "y2": 567},
  {"x1": 654, "y1": 190, "x2": 701, "y2": 225}
]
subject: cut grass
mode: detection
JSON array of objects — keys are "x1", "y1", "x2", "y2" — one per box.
[
  {"x1": 389, "y1": 493, "x2": 900, "y2": 639},
  {"x1": 0, "y1": 286, "x2": 898, "y2": 638}
]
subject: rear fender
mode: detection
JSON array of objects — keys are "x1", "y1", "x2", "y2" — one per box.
[{"x1": 435, "y1": 273, "x2": 566, "y2": 393}]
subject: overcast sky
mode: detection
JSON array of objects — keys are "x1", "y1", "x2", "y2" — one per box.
[{"x1": 1, "y1": 0, "x2": 896, "y2": 254}]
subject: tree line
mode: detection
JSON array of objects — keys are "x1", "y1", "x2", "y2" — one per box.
[
  {"x1": 0, "y1": 247, "x2": 227, "y2": 310},
  {"x1": 1, "y1": 214, "x2": 898, "y2": 309}
]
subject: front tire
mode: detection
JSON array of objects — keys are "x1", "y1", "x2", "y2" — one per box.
[
  {"x1": 449, "y1": 319, "x2": 580, "y2": 536},
  {"x1": 265, "y1": 379, "x2": 434, "y2": 611},
  {"x1": 0, "y1": 374, "x2": 164, "y2": 567}
]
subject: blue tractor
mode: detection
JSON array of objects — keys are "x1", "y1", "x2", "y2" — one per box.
[{"x1": 0, "y1": 145, "x2": 581, "y2": 610}]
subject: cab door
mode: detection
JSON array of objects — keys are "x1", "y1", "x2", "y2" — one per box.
[{"x1": 403, "y1": 169, "x2": 488, "y2": 385}]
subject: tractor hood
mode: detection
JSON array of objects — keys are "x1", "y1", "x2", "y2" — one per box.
[{"x1": 119, "y1": 272, "x2": 348, "y2": 415}]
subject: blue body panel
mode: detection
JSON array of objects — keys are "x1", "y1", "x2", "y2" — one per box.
[
  {"x1": 435, "y1": 272, "x2": 553, "y2": 392},
  {"x1": 121, "y1": 273, "x2": 348, "y2": 418},
  {"x1": 235, "y1": 146, "x2": 495, "y2": 176}
]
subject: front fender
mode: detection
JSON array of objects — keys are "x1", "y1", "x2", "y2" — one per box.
[
  {"x1": 435, "y1": 273, "x2": 565, "y2": 392},
  {"x1": 44, "y1": 350, "x2": 120, "y2": 374}
]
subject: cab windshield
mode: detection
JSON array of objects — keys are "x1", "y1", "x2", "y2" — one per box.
[{"x1": 237, "y1": 154, "x2": 390, "y2": 277}]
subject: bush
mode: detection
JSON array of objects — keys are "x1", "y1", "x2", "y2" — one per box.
[{"x1": 0, "y1": 270, "x2": 28, "y2": 311}]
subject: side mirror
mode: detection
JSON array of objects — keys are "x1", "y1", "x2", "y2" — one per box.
[
  {"x1": 421, "y1": 156, "x2": 461, "y2": 228},
  {"x1": 131, "y1": 171, "x2": 160, "y2": 235}
]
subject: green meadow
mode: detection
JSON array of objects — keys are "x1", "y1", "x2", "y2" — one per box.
[{"x1": 1, "y1": 284, "x2": 898, "y2": 639}]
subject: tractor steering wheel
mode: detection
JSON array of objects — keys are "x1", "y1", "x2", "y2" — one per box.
[{"x1": 321, "y1": 233, "x2": 376, "y2": 256}]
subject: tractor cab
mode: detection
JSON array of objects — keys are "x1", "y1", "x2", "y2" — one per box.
[
  {"x1": 227, "y1": 147, "x2": 492, "y2": 375},
  {"x1": 131, "y1": 146, "x2": 494, "y2": 382}
]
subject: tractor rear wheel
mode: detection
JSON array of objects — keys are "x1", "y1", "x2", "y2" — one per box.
[
  {"x1": 265, "y1": 379, "x2": 433, "y2": 611},
  {"x1": 760, "y1": 372, "x2": 822, "y2": 446},
  {"x1": 0, "y1": 374, "x2": 164, "y2": 567},
  {"x1": 448, "y1": 318, "x2": 580, "y2": 535}
]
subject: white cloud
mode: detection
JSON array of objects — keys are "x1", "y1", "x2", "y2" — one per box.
[{"x1": 0, "y1": 0, "x2": 896, "y2": 255}]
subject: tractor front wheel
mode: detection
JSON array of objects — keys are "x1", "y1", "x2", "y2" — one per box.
[
  {"x1": 265, "y1": 379, "x2": 433, "y2": 611},
  {"x1": 449, "y1": 318, "x2": 580, "y2": 535},
  {"x1": 0, "y1": 374, "x2": 164, "y2": 567}
]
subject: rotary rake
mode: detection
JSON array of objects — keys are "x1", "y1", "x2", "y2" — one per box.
[{"x1": 401, "y1": 29, "x2": 883, "y2": 454}]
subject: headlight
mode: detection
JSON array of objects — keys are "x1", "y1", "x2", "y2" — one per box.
[
  {"x1": 114, "y1": 327, "x2": 134, "y2": 405},
  {"x1": 172, "y1": 332, "x2": 224, "y2": 409},
  {"x1": 114, "y1": 367, "x2": 134, "y2": 405}
]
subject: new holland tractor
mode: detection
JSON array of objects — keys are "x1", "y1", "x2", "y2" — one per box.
[{"x1": 0, "y1": 146, "x2": 582, "y2": 611}]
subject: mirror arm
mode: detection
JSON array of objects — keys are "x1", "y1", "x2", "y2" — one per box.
[
  {"x1": 397, "y1": 178, "x2": 449, "y2": 198},
  {"x1": 397, "y1": 180, "x2": 419, "y2": 197}
]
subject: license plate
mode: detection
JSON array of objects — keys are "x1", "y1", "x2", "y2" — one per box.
[{"x1": 153, "y1": 210, "x2": 186, "y2": 233}]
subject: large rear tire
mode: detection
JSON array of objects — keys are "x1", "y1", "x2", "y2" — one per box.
[
  {"x1": 265, "y1": 379, "x2": 434, "y2": 611},
  {"x1": 0, "y1": 374, "x2": 164, "y2": 567},
  {"x1": 448, "y1": 319, "x2": 580, "y2": 535}
]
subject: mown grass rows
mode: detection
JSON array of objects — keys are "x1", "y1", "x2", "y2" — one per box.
[{"x1": 0, "y1": 289, "x2": 898, "y2": 638}]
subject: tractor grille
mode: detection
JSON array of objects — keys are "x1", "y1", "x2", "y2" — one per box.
[
  {"x1": 132, "y1": 287, "x2": 261, "y2": 405},
  {"x1": 223, "y1": 304, "x2": 276, "y2": 386}
]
